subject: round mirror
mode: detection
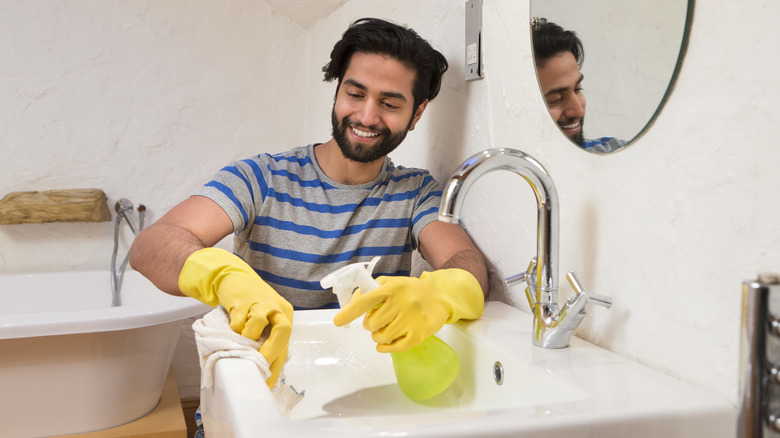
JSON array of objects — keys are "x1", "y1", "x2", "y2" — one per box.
[{"x1": 530, "y1": 1, "x2": 694, "y2": 154}]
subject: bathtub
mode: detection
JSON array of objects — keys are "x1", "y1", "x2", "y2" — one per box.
[{"x1": 0, "y1": 269, "x2": 210, "y2": 437}]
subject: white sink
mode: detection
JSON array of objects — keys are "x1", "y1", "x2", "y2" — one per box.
[{"x1": 202, "y1": 302, "x2": 735, "y2": 437}]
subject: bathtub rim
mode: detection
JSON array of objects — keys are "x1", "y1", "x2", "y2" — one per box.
[{"x1": 0, "y1": 269, "x2": 211, "y2": 339}]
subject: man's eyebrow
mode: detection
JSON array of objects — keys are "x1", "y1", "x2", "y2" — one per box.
[
  {"x1": 544, "y1": 74, "x2": 585, "y2": 97},
  {"x1": 343, "y1": 78, "x2": 366, "y2": 91},
  {"x1": 343, "y1": 78, "x2": 408, "y2": 102}
]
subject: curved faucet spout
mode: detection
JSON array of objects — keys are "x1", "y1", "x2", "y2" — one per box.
[
  {"x1": 439, "y1": 148, "x2": 560, "y2": 306},
  {"x1": 438, "y1": 149, "x2": 614, "y2": 349},
  {"x1": 439, "y1": 148, "x2": 611, "y2": 348}
]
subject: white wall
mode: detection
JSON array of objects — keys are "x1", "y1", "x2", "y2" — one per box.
[
  {"x1": 2, "y1": 0, "x2": 779, "y2": 406},
  {"x1": 0, "y1": 0, "x2": 307, "y2": 271}
]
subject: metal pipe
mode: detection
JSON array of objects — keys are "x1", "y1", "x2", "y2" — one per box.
[
  {"x1": 110, "y1": 200, "x2": 146, "y2": 307},
  {"x1": 738, "y1": 274, "x2": 780, "y2": 437}
]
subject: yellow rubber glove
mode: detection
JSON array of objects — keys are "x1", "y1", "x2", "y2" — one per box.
[
  {"x1": 333, "y1": 268, "x2": 483, "y2": 353},
  {"x1": 178, "y1": 247, "x2": 293, "y2": 388}
]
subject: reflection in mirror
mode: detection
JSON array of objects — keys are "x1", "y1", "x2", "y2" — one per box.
[{"x1": 530, "y1": 1, "x2": 693, "y2": 154}]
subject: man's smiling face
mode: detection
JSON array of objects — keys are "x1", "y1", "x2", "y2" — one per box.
[
  {"x1": 331, "y1": 51, "x2": 427, "y2": 163},
  {"x1": 537, "y1": 51, "x2": 586, "y2": 145}
]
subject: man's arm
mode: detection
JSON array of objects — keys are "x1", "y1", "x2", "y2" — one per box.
[
  {"x1": 128, "y1": 195, "x2": 234, "y2": 295},
  {"x1": 417, "y1": 220, "x2": 489, "y2": 296},
  {"x1": 129, "y1": 195, "x2": 293, "y2": 388}
]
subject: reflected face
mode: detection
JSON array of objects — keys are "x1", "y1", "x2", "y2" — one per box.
[
  {"x1": 537, "y1": 51, "x2": 586, "y2": 145},
  {"x1": 331, "y1": 52, "x2": 427, "y2": 163}
]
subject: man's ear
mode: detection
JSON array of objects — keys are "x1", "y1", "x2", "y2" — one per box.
[{"x1": 408, "y1": 99, "x2": 429, "y2": 131}]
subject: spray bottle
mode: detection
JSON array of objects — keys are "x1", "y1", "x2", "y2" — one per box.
[{"x1": 320, "y1": 257, "x2": 460, "y2": 401}]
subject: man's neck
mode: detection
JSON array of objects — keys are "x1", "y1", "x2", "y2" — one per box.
[{"x1": 314, "y1": 139, "x2": 385, "y2": 185}]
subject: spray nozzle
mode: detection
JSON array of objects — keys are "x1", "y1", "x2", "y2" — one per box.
[{"x1": 320, "y1": 256, "x2": 381, "y2": 308}]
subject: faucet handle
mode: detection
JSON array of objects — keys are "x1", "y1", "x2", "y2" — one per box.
[
  {"x1": 505, "y1": 258, "x2": 538, "y2": 286},
  {"x1": 505, "y1": 272, "x2": 527, "y2": 286},
  {"x1": 587, "y1": 293, "x2": 613, "y2": 308},
  {"x1": 505, "y1": 258, "x2": 539, "y2": 311},
  {"x1": 566, "y1": 272, "x2": 613, "y2": 309}
]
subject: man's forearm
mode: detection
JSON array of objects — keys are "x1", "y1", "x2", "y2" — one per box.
[
  {"x1": 439, "y1": 248, "x2": 489, "y2": 297},
  {"x1": 128, "y1": 223, "x2": 206, "y2": 295}
]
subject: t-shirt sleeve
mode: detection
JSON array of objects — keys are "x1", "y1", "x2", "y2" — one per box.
[
  {"x1": 410, "y1": 171, "x2": 443, "y2": 249},
  {"x1": 194, "y1": 158, "x2": 267, "y2": 234}
]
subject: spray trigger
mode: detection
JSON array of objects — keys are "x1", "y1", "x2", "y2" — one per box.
[{"x1": 320, "y1": 256, "x2": 382, "y2": 311}]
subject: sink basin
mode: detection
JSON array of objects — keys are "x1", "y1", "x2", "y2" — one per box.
[{"x1": 202, "y1": 302, "x2": 735, "y2": 437}]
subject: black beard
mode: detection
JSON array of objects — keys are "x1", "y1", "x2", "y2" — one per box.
[
  {"x1": 560, "y1": 116, "x2": 585, "y2": 146},
  {"x1": 331, "y1": 109, "x2": 411, "y2": 163},
  {"x1": 572, "y1": 130, "x2": 585, "y2": 146}
]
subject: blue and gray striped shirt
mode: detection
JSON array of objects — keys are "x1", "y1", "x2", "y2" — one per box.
[{"x1": 196, "y1": 144, "x2": 442, "y2": 309}]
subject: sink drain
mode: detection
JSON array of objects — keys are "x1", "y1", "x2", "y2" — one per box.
[{"x1": 493, "y1": 361, "x2": 504, "y2": 385}]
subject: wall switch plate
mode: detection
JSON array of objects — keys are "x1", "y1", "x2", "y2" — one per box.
[
  {"x1": 465, "y1": 0, "x2": 483, "y2": 81},
  {"x1": 467, "y1": 43, "x2": 478, "y2": 65}
]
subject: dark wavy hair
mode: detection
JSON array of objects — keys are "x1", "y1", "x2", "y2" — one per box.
[
  {"x1": 532, "y1": 21, "x2": 584, "y2": 68},
  {"x1": 322, "y1": 18, "x2": 448, "y2": 110}
]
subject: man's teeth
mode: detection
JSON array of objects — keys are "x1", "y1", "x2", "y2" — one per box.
[
  {"x1": 352, "y1": 127, "x2": 379, "y2": 138},
  {"x1": 561, "y1": 121, "x2": 580, "y2": 130}
]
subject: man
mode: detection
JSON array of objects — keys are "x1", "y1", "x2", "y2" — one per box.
[
  {"x1": 129, "y1": 17, "x2": 488, "y2": 393},
  {"x1": 532, "y1": 20, "x2": 625, "y2": 153}
]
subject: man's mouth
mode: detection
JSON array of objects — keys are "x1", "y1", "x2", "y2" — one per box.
[
  {"x1": 351, "y1": 126, "x2": 380, "y2": 138},
  {"x1": 560, "y1": 120, "x2": 580, "y2": 131}
]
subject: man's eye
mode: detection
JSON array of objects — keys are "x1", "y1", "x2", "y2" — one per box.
[{"x1": 383, "y1": 102, "x2": 400, "y2": 110}]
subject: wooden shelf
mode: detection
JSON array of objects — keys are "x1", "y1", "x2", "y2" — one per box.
[{"x1": 0, "y1": 189, "x2": 110, "y2": 224}]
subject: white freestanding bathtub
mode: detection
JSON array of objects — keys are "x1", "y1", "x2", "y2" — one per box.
[{"x1": 0, "y1": 269, "x2": 210, "y2": 437}]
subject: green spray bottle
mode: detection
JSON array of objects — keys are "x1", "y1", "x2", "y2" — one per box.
[{"x1": 321, "y1": 257, "x2": 460, "y2": 401}]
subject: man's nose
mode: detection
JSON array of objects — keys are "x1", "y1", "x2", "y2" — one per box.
[
  {"x1": 563, "y1": 95, "x2": 585, "y2": 119},
  {"x1": 355, "y1": 101, "x2": 381, "y2": 127}
]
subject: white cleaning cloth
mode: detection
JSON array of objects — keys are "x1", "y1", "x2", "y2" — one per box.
[{"x1": 192, "y1": 306, "x2": 304, "y2": 415}]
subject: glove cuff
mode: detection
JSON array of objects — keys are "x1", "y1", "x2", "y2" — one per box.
[
  {"x1": 178, "y1": 247, "x2": 251, "y2": 307},
  {"x1": 423, "y1": 268, "x2": 484, "y2": 323}
]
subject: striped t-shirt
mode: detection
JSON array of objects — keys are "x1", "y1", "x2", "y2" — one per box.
[{"x1": 196, "y1": 144, "x2": 442, "y2": 309}]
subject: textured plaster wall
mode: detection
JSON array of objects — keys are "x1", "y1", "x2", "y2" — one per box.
[
  {"x1": 0, "y1": 0, "x2": 307, "y2": 271},
  {"x1": 2, "y1": 0, "x2": 779, "y2": 406}
]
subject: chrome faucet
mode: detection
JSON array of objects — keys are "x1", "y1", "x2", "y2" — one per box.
[
  {"x1": 438, "y1": 148, "x2": 612, "y2": 348},
  {"x1": 111, "y1": 199, "x2": 146, "y2": 307}
]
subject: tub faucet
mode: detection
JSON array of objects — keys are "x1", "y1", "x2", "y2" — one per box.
[
  {"x1": 111, "y1": 199, "x2": 146, "y2": 307},
  {"x1": 438, "y1": 148, "x2": 612, "y2": 348}
]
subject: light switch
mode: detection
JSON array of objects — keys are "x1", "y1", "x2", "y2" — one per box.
[
  {"x1": 465, "y1": 0, "x2": 483, "y2": 80},
  {"x1": 467, "y1": 43, "x2": 478, "y2": 65}
]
